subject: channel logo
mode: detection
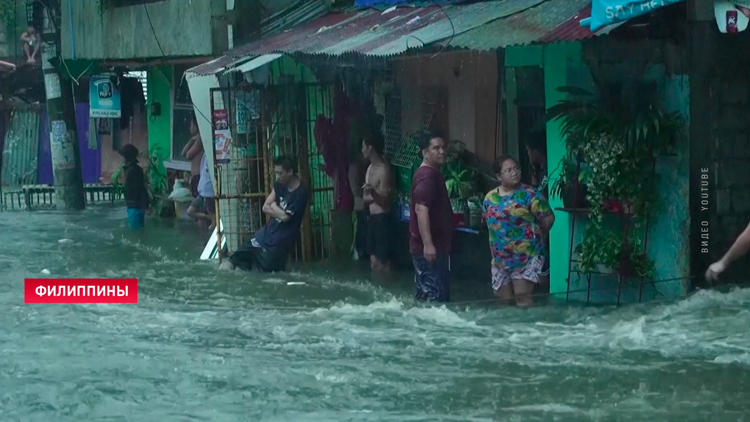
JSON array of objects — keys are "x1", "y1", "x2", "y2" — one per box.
[{"x1": 24, "y1": 278, "x2": 138, "y2": 303}]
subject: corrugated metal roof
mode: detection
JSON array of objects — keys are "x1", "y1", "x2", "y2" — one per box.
[
  {"x1": 189, "y1": 0, "x2": 618, "y2": 76},
  {"x1": 1, "y1": 108, "x2": 40, "y2": 188},
  {"x1": 261, "y1": 0, "x2": 332, "y2": 38},
  {"x1": 451, "y1": 0, "x2": 620, "y2": 49}
]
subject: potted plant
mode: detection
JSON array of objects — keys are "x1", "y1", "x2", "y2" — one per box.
[
  {"x1": 550, "y1": 156, "x2": 590, "y2": 209},
  {"x1": 444, "y1": 161, "x2": 476, "y2": 199},
  {"x1": 549, "y1": 84, "x2": 684, "y2": 282}
]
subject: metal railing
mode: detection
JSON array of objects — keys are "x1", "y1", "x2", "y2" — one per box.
[{"x1": 1, "y1": 184, "x2": 121, "y2": 211}]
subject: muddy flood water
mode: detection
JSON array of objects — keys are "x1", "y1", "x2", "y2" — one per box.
[{"x1": 2, "y1": 205, "x2": 750, "y2": 421}]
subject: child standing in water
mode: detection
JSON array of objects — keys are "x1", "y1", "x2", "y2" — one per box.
[{"x1": 119, "y1": 144, "x2": 151, "y2": 229}]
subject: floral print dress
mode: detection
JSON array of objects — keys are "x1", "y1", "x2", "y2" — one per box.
[{"x1": 482, "y1": 185, "x2": 553, "y2": 271}]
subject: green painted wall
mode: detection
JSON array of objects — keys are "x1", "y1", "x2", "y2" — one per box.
[
  {"x1": 147, "y1": 66, "x2": 172, "y2": 164},
  {"x1": 505, "y1": 45, "x2": 544, "y2": 67},
  {"x1": 543, "y1": 43, "x2": 578, "y2": 299}
]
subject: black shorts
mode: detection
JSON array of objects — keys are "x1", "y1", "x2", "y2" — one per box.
[
  {"x1": 190, "y1": 175, "x2": 200, "y2": 197},
  {"x1": 367, "y1": 213, "x2": 394, "y2": 262},
  {"x1": 191, "y1": 196, "x2": 215, "y2": 215},
  {"x1": 228, "y1": 240, "x2": 289, "y2": 273}
]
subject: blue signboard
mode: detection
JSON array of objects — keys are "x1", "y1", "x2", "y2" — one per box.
[
  {"x1": 581, "y1": 0, "x2": 687, "y2": 32},
  {"x1": 89, "y1": 75, "x2": 121, "y2": 119}
]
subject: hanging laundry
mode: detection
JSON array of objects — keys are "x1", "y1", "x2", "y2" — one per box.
[{"x1": 313, "y1": 82, "x2": 355, "y2": 212}]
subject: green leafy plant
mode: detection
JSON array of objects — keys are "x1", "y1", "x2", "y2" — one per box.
[
  {"x1": 0, "y1": 0, "x2": 16, "y2": 36},
  {"x1": 443, "y1": 161, "x2": 476, "y2": 199},
  {"x1": 575, "y1": 226, "x2": 655, "y2": 278},
  {"x1": 147, "y1": 144, "x2": 168, "y2": 196},
  {"x1": 110, "y1": 165, "x2": 124, "y2": 199},
  {"x1": 548, "y1": 84, "x2": 685, "y2": 279},
  {"x1": 146, "y1": 144, "x2": 171, "y2": 216}
]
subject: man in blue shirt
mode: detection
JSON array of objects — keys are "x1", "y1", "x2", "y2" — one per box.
[{"x1": 220, "y1": 156, "x2": 309, "y2": 272}]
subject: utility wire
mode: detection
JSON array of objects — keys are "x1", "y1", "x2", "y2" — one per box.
[
  {"x1": 429, "y1": 0, "x2": 454, "y2": 59},
  {"x1": 142, "y1": 1, "x2": 165, "y2": 58},
  {"x1": 141, "y1": 1, "x2": 213, "y2": 128}
]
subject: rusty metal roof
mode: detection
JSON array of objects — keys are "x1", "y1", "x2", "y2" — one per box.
[
  {"x1": 189, "y1": 0, "x2": 618, "y2": 76},
  {"x1": 451, "y1": 0, "x2": 620, "y2": 49}
]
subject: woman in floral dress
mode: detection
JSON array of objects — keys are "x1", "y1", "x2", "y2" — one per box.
[{"x1": 483, "y1": 156, "x2": 555, "y2": 307}]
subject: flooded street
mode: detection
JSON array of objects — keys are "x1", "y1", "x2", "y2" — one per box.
[{"x1": 2, "y1": 206, "x2": 750, "y2": 421}]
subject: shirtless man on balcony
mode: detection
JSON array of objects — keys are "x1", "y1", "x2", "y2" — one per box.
[
  {"x1": 21, "y1": 25, "x2": 41, "y2": 65},
  {"x1": 362, "y1": 132, "x2": 395, "y2": 272}
]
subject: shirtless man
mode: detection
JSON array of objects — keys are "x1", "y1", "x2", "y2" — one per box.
[
  {"x1": 362, "y1": 132, "x2": 395, "y2": 272},
  {"x1": 21, "y1": 25, "x2": 40, "y2": 64},
  {"x1": 181, "y1": 115, "x2": 204, "y2": 197}
]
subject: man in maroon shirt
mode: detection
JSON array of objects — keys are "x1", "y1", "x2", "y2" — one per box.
[{"x1": 409, "y1": 131, "x2": 454, "y2": 302}]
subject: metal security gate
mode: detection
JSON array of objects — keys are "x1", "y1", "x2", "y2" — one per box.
[{"x1": 210, "y1": 82, "x2": 334, "y2": 264}]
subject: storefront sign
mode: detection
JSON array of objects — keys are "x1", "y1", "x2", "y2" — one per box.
[
  {"x1": 715, "y1": 1, "x2": 750, "y2": 33},
  {"x1": 582, "y1": 0, "x2": 686, "y2": 32},
  {"x1": 89, "y1": 76, "x2": 121, "y2": 119},
  {"x1": 212, "y1": 109, "x2": 231, "y2": 164}
]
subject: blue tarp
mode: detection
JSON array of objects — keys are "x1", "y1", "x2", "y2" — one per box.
[{"x1": 581, "y1": 0, "x2": 687, "y2": 32}]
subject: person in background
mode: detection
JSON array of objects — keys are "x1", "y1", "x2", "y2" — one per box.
[
  {"x1": 410, "y1": 131, "x2": 454, "y2": 302},
  {"x1": 483, "y1": 156, "x2": 555, "y2": 307},
  {"x1": 119, "y1": 144, "x2": 151, "y2": 229},
  {"x1": 20, "y1": 25, "x2": 40, "y2": 64},
  {"x1": 220, "y1": 156, "x2": 309, "y2": 273},
  {"x1": 187, "y1": 154, "x2": 215, "y2": 231},
  {"x1": 706, "y1": 221, "x2": 750, "y2": 283},
  {"x1": 362, "y1": 131, "x2": 395, "y2": 272},
  {"x1": 526, "y1": 132, "x2": 548, "y2": 192},
  {"x1": 525, "y1": 132, "x2": 551, "y2": 292},
  {"x1": 349, "y1": 153, "x2": 370, "y2": 261},
  {"x1": 181, "y1": 115, "x2": 204, "y2": 197}
]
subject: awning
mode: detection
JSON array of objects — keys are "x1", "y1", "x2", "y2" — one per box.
[
  {"x1": 225, "y1": 53, "x2": 283, "y2": 75},
  {"x1": 189, "y1": 0, "x2": 619, "y2": 76}
]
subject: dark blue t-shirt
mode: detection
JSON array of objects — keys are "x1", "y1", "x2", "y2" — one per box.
[{"x1": 255, "y1": 181, "x2": 309, "y2": 249}]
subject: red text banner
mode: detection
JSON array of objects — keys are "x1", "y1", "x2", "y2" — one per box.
[{"x1": 24, "y1": 279, "x2": 138, "y2": 303}]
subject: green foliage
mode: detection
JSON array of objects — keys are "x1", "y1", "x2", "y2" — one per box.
[
  {"x1": 443, "y1": 161, "x2": 476, "y2": 199},
  {"x1": 574, "y1": 226, "x2": 655, "y2": 279},
  {"x1": 110, "y1": 164, "x2": 124, "y2": 199},
  {"x1": 0, "y1": 0, "x2": 17, "y2": 37},
  {"x1": 548, "y1": 84, "x2": 685, "y2": 279},
  {"x1": 442, "y1": 140, "x2": 477, "y2": 200},
  {"x1": 546, "y1": 87, "x2": 684, "y2": 158},
  {"x1": 147, "y1": 143, "x2": 168, "y2": 196},
  {"x1": 147, "y1": 143, "x2": 171, "y2": 216}
]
